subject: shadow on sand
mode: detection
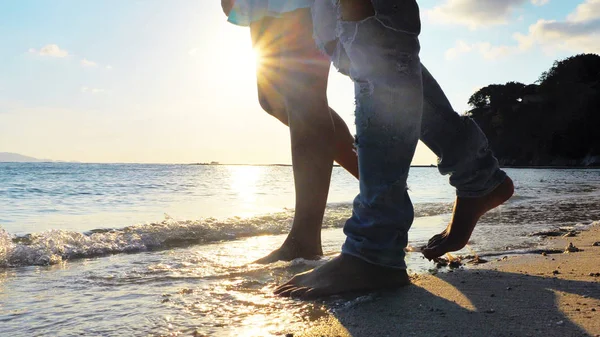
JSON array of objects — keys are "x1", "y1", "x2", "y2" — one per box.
[{"x1": 301, "y1": 269, "x2": 600, "y2": 337}]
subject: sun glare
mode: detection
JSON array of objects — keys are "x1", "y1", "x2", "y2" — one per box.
[
  {"x1": 228, "y1": 166, "x2": 262, "y2": 206},
  {"x1": 250, "y1": 47, "x2": 260, "y2": 66},
  {"x1": 238, "y1": 48, "x2": 260, "y2": 75}
]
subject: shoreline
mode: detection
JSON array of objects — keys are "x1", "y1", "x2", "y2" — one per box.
[
  {"x1": 4, "y1": 162, "x2": 600, "y2": 169},
  {"x1": 501, "y1": 165, "x2": 600, "y2": 169},
  {"x1": 294, "y1": 223, "x2": 600, "y2": 337}
]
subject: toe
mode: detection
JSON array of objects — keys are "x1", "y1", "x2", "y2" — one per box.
[
  {"x1": 427, "y1": 233, "x2": 446, "y2": 247},
  {"x1": 289, "y1": 287, "x2": 310, "y2": 299},
  {"x1": 276, "y1": 286, "x2": 300, "y2": 297},
  {"x1": 274, "y1": 284, "x2": 296, "y2": 296},
  {"x1": 300, "y1": 288, "x2": 327, "y2": 300},
  {"x1": 422, "y1": 245, "x2": 446, "y2": 261}
]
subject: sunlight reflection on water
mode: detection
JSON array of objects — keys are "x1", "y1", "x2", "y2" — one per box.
[{"x1": 1, "y1": 166, "x2": 600, "y2": 335}]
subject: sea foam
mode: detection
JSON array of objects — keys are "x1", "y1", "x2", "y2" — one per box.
[{"x1": 0, "y1": 202, "x2": 452, "y2": 267}]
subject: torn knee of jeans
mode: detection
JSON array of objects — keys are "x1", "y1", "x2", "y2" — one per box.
[
  {"x1": 396, "y1": 52, "x2": 413, "y2": 75},
  {"x1": 357, "y1": 79, "x2": 374, "y2": 96},
  {"x1": 339, "y1": 0, "x2": 375, "y2": 22},
  {"x1": 354, "y1": 79, "x2": 373, "y2": 123}
]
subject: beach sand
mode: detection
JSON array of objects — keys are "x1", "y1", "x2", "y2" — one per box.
[{"x1": 294, "y1": 223, "x2": 600, "y2": 337}]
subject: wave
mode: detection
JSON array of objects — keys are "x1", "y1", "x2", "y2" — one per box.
[{"x1": 0, "y1": 202, "x2": 453, "y2": 268}]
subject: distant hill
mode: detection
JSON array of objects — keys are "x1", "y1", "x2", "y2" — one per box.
[
  {"x1": 466, "y1": 53, "x2": 600, "y2": 167},
  {"x1": 0, "y1": 152, "x2": 45, "y2": 162}
]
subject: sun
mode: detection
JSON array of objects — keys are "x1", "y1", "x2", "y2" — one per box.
[
  {"x1": 249, "y1": 47, "x2": 261, "y2": 66},
  {"x1": 238, "y1": 47, "x2": 260, "y2": 76}
]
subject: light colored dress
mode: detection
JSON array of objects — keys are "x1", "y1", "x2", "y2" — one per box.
[{"x1": 227, "y1": 0, "x2": 313, "y2": 26}]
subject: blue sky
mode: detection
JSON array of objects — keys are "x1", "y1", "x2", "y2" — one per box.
[{"x1": 1, "y1": 0, "x2": 599, "y2": 164}]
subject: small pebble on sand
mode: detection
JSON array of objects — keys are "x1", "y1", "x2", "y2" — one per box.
[{"x1": 564, "y1": 242, "x2": 581, "y2": 253}]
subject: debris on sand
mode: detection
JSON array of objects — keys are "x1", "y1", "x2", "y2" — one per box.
[
  {"x1": 434, "y1": 253, "x2": 463, "y2": 269},
  {"x1": 564, "y1": 242, "x2": 581, "y2": 253},
  {"x1": 532, "y1": 249, "x2": 563, "y2": 255},
  {"x1": 530, "y1": 228, "x2": 577, "y2": 238},
  {"x1": 434, "y1": 258, "x2": 449, "y2": 268},
  {"x1": 432, "y1": 249, "x2": 489, "y2": 268},
  {"x1": 464, "y1": 247, "x2": 488, "y2": 265},
  {"x1": 405, "y1": 245, "x2": 422, "y2": 253},
  {"x1": 456, "y1": 254, "x2": 484, "y2": 264},
  {"x1": 467, "y1": 256, "x2": 488, "y2": 265},
  {"x1": 593, "y1": 242, "x2": 600, "y2": 247}
]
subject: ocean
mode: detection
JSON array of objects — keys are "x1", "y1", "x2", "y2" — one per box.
[{"x1": 1, "y1": 163, "x2": 599, "y2": 336}]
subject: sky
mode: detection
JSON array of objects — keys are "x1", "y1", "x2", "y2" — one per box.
[{"x1": 1, "y1": 0, "x2": 599, "y2": 164}]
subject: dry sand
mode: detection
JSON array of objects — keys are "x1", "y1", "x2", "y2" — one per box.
[{"x1": 293, "y1": 223, "x2": 600, "y2": 337}]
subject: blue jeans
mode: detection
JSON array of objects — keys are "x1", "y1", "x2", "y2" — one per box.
[{"x1": 312, "y1": 0, "x2": 507, "y2": 269}]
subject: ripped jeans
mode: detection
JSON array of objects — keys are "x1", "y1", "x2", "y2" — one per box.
[{"x1": 312, "y1": 0, "x2": 506, "y2": 269}]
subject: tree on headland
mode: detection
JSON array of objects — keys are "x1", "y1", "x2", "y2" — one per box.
[
  {"x1": 468, "y1": 82, "x2": 526, "y2": 109},
  {"x1": 465, "y1": 53, "x2": 600, "y2": 167}
]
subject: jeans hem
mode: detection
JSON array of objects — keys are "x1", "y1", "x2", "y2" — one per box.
[
  {"x1": 340, "y1": 247, "x2": 407, "y2": 270},
  {"x1": 456, "y1": 169, "x2": 508, "y2": 198}
]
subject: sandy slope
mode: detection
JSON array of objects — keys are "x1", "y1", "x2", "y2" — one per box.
[{"x1": 295, "y1": 224, "x2": 600, "y2": 337}]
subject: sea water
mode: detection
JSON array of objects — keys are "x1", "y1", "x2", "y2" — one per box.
[{"x1": 1, "y1": 163, "x2": 599, "y2": 336}]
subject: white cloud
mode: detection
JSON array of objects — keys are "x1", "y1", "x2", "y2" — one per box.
[
  {"x1": 29, "y1": 44, "x2": 69, "y2": 57},
  {"x1": 81, "y1": 58, "x2": 98, "y2": 67},
  {"x1": 568, "y1": 0, "x2": 600, "y2": 22},
  {"x1": 426, "y1": 0, "x2": 527, "y2": 29},
  {"x1": 426, "y1": 0, "x2": 548, "y2": 29},
  {"x1": 105, "y1": 65, "x2": 113, "y2": 70},
  {"x1": 445, "y1": 40, "x2": 474, "y2": 59},
  {"x1": 446, "y1": 0, "x2": 600, "y2": 59},
  {"x1": 446, "y1": 40, "x2": 519, "y2": 60},
  {"x1": 515, "y1": 0, "x2": 600, "y2": 54},
  {"x1": 80, "y1": 86, "x2": 105, "y2": 94},
  {"x1": 531, "y1": 0, "x2": 549, "y2": 6},
  {"x1": 188, "y1": 48, "x2": 200, "y2": 56}
]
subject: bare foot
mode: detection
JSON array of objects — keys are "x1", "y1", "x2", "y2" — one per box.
[
  {"x1": 274, "y1": 254, "x2": 410, "y2": 300},
  {"x1": 253, "y1": 237, "x2": 323, "y2": 264},
  {"x1": 422, "y1": 176, "x2": 515, "y2": 260},
  {"x1": 426, "y1": 228, "x2": 448, "y2": 248}
]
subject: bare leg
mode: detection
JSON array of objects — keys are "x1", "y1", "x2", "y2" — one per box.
[
  {"x1": 251, "y1": 17, "x2": 358, "y2": 180},
  {"x1": 254, "y1": 107, "x2": 358, "y2": 263},
  {"x1": 251, "y1": 10, "x2": 358, "y2": 263}
]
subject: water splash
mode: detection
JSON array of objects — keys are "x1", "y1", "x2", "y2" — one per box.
[{"x1": 0, "y1": 202, "x2": 453, "y2": 268}]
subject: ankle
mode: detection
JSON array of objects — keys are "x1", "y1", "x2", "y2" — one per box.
[{"x1": 282, "y1": 236, "x2": 322, "y2": 254}]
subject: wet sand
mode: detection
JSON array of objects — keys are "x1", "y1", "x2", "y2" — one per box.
[{"x1": 294, "y1": 223, "x2": 600, "y2": 337}]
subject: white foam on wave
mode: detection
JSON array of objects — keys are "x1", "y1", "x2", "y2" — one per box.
[
  {"x1": 0, "y1": 214, "x2": 290, "y2": 267},
  {"x1": 0, "y1": 202, "x2": 452, "y2": 268}
]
